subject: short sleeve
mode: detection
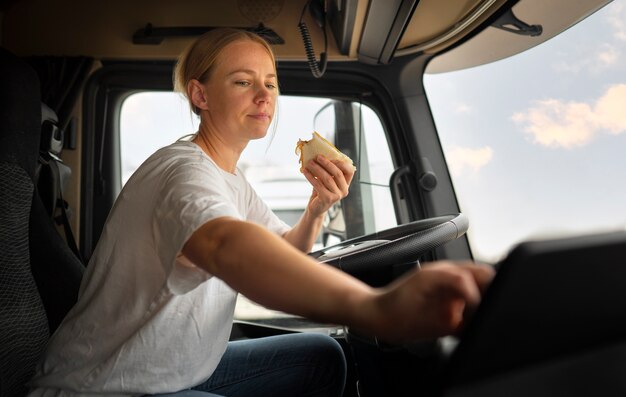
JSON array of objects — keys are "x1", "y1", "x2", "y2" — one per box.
[
  {"x1": 239, "y1": 171, "x2": 291, "y2": 236},
  {"x1": 152, "y1": 160, "x2": 241, "y2": 294},
  {"x1": 243, "y1": 176, "x2": 291, "y2": 236}
]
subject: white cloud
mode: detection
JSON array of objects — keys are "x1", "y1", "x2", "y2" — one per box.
[
  {"x1": 552, "y1": 43, "x2": 620, "y2": 74},
  {"x1": 607, "y1": 3, "x2": 626, "y2": 42},
  {"x1": 512, "y1": 99, "x2": 596, "y2": 148},
  {"x1": 512, "y1": 84, "x2": 626, "y2": 148},
  {"x1": 597, "y1": 44, "x2": 620, "y2": 67},
  {"x1": 551, "y1": 0, "x2": 626, "y2": 76},
  {"x1": 446, "y1": 146, "x2": 493, "y2": 176},
  {"x1": 455, "y1": 103, "x2": 473, "y2": 114},
  {"x1": 594, "y1": 84, "x2": 626, "y2": 133}
]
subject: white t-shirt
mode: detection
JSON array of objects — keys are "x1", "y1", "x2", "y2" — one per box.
[{"x1": 28, "y1": 141, "x2": 291, "y2": 396}]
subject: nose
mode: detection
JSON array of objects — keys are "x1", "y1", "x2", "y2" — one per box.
[{"x1": 255, "y1": 85, "x2": 273, "y2": 105}]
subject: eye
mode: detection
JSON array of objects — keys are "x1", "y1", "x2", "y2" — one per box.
[
  {"x1": 266, "y1": 82, "x2": 277, "y2": 90},
  {"x1": 235, "y1": 81, "x2": 251, "y2": 87}
]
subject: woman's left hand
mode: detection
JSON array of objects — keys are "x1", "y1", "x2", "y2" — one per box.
[{"x1": 302, "y1": 154, "x2": 355, "y2": 218}]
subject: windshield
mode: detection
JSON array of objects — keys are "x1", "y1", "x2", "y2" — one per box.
[{"x1": 424, "y1": 0, "x2": 626, "y2": 262}]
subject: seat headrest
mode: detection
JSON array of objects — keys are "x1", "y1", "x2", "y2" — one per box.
[{"x1": 41, "y1": 103, "x2": 63, "y2": 156}]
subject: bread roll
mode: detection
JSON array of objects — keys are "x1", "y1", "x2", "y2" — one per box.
[{"x1": 295, "y1": 131, "x2": 354, "y2": 171}]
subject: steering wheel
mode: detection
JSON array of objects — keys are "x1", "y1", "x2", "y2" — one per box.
[{"x1": 309, "y1": 213, "x2": 468, "y2": 276}]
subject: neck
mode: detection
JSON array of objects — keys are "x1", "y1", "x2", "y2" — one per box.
[{"x1": 193, "y1": 122, "x2": 246, "y2": 174}]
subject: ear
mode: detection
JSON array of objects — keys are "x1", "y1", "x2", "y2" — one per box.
[{"x1": 188, "y1": 79, "x2": 209, "y2": 113}]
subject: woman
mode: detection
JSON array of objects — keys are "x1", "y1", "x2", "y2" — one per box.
[{"x1": 29, "y1": 28, "x2": 493, "y2": 396}]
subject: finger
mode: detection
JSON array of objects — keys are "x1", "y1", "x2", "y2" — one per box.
[
  {"x1": 421, "y1": 261, "x2": 495, "y2": 292},
  {"x1": 314, "y1": 155, "x2": 351, "y2": 195},
  {"x1": 409, "y1": 267, "x2": 474, "y2": 336},
  {"x1": 303, "y1": 168, "x2": 342, "y2": 207},
  {"x1": 302, "y1": 168, "x2": 326, "y2": 193},
  {"x1": 331, "y1": 159, "x2": 356, "y2": 186},
  {"x1": 426, "y1": 262, "x2": 495, "y2": 334},
  {"x1": 314, "y1": 155, "x2": 352, "y2": 184},
  {"x1": 306, "y1": 157, "x2": 343, "y2": 195},
  {"x1": 421, "y1": 262, "x2": 483, "y2": 306},
  {"x1": 454, "y1": 262, "x2": 496, "y2": 294}
]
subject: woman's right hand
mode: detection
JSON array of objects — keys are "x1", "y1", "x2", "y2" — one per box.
[{"x1": 365, "y1": 261, "x2": 495, "y2": 343}]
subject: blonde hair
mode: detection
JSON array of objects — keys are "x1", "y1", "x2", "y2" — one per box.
[{"x1": 173, "y1": 28, "x2": 277, "y2": 115}]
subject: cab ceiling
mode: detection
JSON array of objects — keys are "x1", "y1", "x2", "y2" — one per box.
[{"x1": 1, "y1": 0, "x2": 506, "y2": 63}]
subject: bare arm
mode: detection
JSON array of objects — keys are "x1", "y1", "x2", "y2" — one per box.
[
  {"x1": 182, "y1": 216, "x2": 494, "y2": 342},
  {"x1": 283, "y1": 155, "x2": 355, "y2": 252}
]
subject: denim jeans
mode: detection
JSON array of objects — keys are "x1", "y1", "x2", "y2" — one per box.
[{"x1": 153, "y1": 332, "x2": 347, "y2": 397}]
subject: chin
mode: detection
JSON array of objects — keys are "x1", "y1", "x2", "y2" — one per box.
[{"x1": 250, "y1": 130, "x2": 269, "y2": 140}]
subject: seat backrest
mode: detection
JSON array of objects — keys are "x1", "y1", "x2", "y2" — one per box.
[
  {"x1": 0, "y1": 46, "x2": 50, "y2": 397},
  {"x1": 0, "y1": 47, "x2": 85, "y2": 396}
]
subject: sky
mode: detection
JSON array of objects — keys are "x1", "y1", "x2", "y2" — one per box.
[{"x1": 424, "y1": 0, "x2": 626, "y2": 261}]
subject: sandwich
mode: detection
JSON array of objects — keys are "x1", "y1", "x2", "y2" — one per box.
[{"x1": 295, "y1": 131, "x2": 354, "y2": 172}]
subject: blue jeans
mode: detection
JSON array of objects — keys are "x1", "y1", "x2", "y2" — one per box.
[{"x1": 153, "y1": 333, "x2": 347, "y2": 397}]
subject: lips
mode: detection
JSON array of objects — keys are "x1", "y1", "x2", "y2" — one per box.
[{"x1": 249, "y1": 113, "x2": 271, "y2": 121}]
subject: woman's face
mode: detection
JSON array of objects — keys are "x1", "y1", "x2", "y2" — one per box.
[{"x1": 202, "y1": 40, "x2": 277, "y2": 143}]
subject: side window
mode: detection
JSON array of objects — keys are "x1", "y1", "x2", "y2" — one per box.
[
  {"x1": 120, "y1": 93, "x2": 397, "y2": 321},
  {"x1": 312, "y1": 101, "x2": 397, "y2": 246},
  {"x1": 120, "y1": 94, "x2": 397, "y2": 244},
  {"x1": 120, "y1": 92, "x2": 200, "y2": 184}
]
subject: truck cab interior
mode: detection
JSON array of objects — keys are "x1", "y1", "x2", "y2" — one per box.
[{"x1": 2, "y1": 0, "x2": 626, "y2": 395}]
